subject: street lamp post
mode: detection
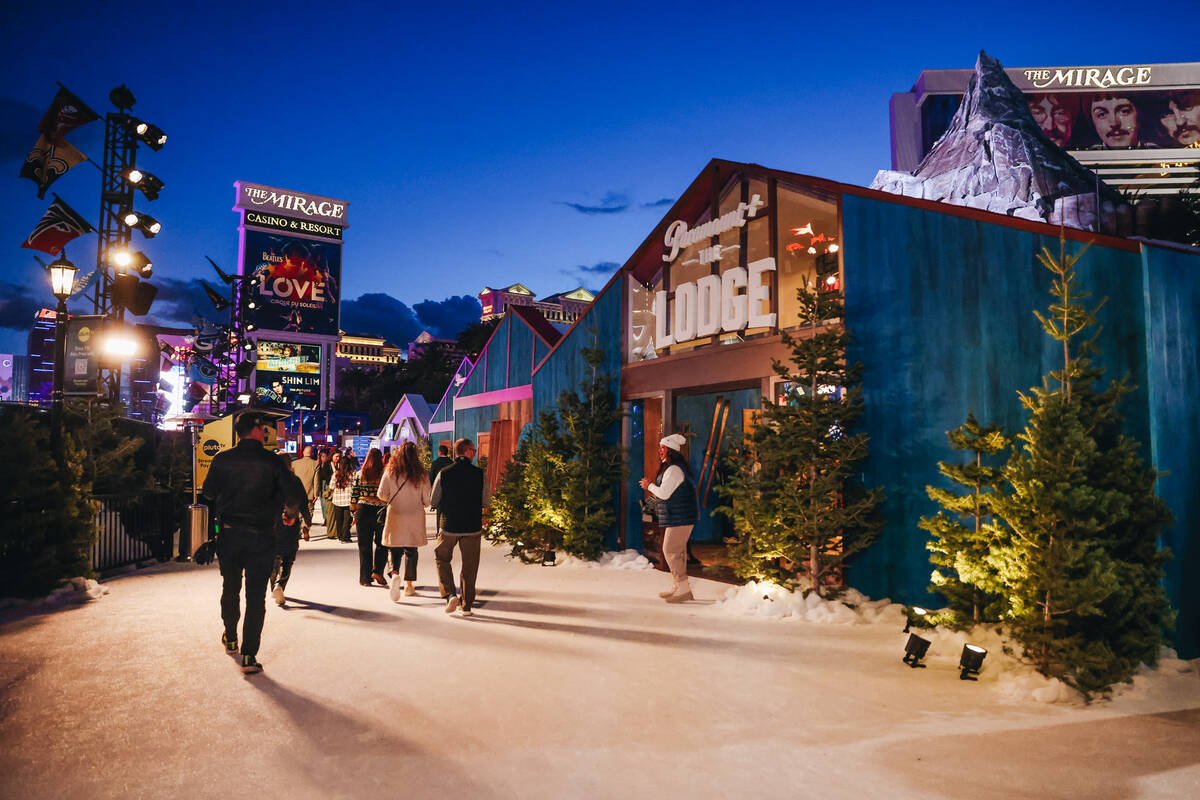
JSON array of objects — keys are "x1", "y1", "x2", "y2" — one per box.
[{"x1": 48, "y1": 255, "x2": 79, "y2": 456}]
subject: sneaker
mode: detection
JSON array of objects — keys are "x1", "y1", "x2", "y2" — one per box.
[
  {"x1": 372, "y1": 573, "x2": 388, "y2": 588},
  {"x1": 665, "y1": 590, "x2": 694, "y2": 604},
  {"x1": 461, "y1": 608, "x2": 473, "y2": 617},
  {"x1": 445, "y1": 595, "x2": 460, "y2": 614},
  {"x1": 404, "y1": 583, "x2": 416, "y2": 597},
  {"x1": 389, "y1": 575, "x2": 403, "y2": 603},
  {"x1": 272, "y1": 585, "x2": 285, "y2": 606},
  {"x1": 241, "y1": 655, "x2": 263, "y2": 674},
  {"x1": 222, "y1": 633, "x2": 239, "y2": 655}
]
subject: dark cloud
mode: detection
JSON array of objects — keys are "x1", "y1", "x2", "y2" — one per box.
[
  {"x1": 562, "y1": 191, "x2": 629, "y2": 215},
  {"x1": 413, "y1": 295, "x2": 482, "y2": 340},
  {"x1": 149, "y1": 277, "x2": 226, "y2": 325},
  {"x1": 341, "y1": 292, "x2": 422, "y2": 346},
  {"x1": 576, "y1": 261, "x2": 620, "y2": 275},
  {"x1": 0, "y1": 280, "x2": 44, "y2": 330},
  {"x1": 642, "y1": 197, "x2": 675, "y2": 209},
  {"x1": 0, "y1": 98, "x2": 42, "y2": 165}
]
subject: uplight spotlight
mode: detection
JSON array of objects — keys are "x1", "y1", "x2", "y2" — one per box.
[
  {"x1": 959, "y1": 644, "x2": 987, "y2": 680},
  {"x1": 903, "y1": 633, "x2": 931, "y2": 668}
]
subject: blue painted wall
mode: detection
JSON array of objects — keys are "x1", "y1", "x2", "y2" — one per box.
[
  {"x1": 532, "y1": 276, "x2": 625, "y2": 549},
  {"x1": 455, "y1": 405, "x2": 501, "y2": 449},
  {"x1": 1141, "y1": 244, "x2": 1200, "y2": 659},
  {"x1": 841, "y1": 194, "x2": 1153, "y2": 611}
]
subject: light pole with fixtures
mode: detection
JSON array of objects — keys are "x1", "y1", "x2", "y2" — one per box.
[{"x1": 48, "y1": 254, "x2": 79, "y2": 456}]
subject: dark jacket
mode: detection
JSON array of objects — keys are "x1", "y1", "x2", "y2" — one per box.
[
  {"x1": 655, "y1": 467, "x2": 698, "y2": 527},
  {"x1": 432, "y1": 458, "x2": 486, "y2": 534},
  {"x1": 429, "y1": 455, "x2": 454, "y2": 488},
  {"x1": 203, "y1": 439, "x2": 304, "y2": 532}
]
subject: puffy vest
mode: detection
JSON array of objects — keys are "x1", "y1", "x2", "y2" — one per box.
[
  {"x1": 655, "y1": 468, "x2": 698, "y2": 527},
  {"x1": 437, "y1": 459, "x2": 485, "y2": 533}
]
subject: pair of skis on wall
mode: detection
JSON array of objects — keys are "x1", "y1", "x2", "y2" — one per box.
[{"x1": 697, "y1": 397, "x2": 730, "y2": 508}]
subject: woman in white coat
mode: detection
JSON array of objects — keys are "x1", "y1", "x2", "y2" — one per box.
[{"x1": 378, "y1": 441, "x2": 432, "y2": 601}]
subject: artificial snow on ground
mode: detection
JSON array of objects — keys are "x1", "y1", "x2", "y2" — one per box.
[{"x1": 1, "y1": 514, "x2": 1197, "y2": 799}]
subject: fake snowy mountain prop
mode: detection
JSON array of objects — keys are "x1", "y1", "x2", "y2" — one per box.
[{"x1": 871, "y1": 51, "x2": 1125, "y2": 232}]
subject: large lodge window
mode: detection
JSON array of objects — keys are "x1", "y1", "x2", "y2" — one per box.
[
  {"x1": 626, "y1": 174, "x2": 841, "y2": 363},
  {"x1": 775, "y1": 182, "x2": 840, "y2": 330}
]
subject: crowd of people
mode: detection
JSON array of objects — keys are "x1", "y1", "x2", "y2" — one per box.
[{"x1": 200, "y1": 412, "x2": 700, "y2": 675}]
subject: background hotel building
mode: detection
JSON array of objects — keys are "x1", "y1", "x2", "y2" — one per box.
[
  {"x1": 479, "y1": 283, "x2": 595, "y2": 324},
  {"x1": 335, "y1": 332, "x2": 402, "y2": 371}
]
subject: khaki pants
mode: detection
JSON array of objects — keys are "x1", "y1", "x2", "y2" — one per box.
[
  {"x1": 435, "y1": 533, "x2": 481, "y2": 610},
  {"x1": 662, "y1": 525, "x2": 693, "y2": 592}
]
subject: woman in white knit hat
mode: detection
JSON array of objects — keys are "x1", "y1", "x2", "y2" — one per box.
[{"x1": 638, "y1": 433, "x2": 698, "y2": 603}]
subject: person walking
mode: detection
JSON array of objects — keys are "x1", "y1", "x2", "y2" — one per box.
[
  {"x1": 316, "y1": 450, "x2": 334, "y2": 529},
  {"x1": 638, "y1": 434, "x2": 698, "y2": 603},
  {"x1": 428, "y1": 443, "x2": 454, "y2": 534},
  {"x1": 352, "y1": 448, "x2": 389, "y2": 588},
  {"x1": 328, "y1": 457, "x2": 355, "y2": 545},
  {"x1": 202, "y1": 411, "x2": 304, "y2": 674},
  {"x1": 291, "y1": 445, "x2": 319, "y2": 521},
  {"x1": 378, "y1": 441, "x2": 432, "y2": 601},
  {"x1": 271, "y1": 452, "x2": 312, "y2": 606},
  {"x1": 430, "y1": 438, "x2": 489, "y2": 616}
]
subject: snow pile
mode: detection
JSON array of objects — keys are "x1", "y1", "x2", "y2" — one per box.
[
  {"x1": 556, "y1": 550, "x2": 655, "y2": 570},
  {"x1": 714, "y1": 580, "x2": 906, "y2": 626},
  {"x1": 0, "y1": 577, "x2": 109, "y2": 612}
]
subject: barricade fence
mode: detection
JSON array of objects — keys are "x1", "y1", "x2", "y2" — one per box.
[{"x1": 91, "y1": 491, "x2": 182, "y2": 573}]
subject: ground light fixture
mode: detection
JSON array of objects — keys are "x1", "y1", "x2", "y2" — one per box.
[
  {"x1": 903, "y1": 606, "x2": 928, "y2": 633},
  {"x1": 123, "y1": 211, "x2": 161, "y2": 238},
  {"x1": 959, "y1": 644, "x2": 988, "y2": 680},
  {"x1": 541, "y1": 549, "x2": 556, "y2": 566},
  {"x1": 903, "y1": 633, "x2": 931, "y2": 668},
  {"x1": 125, "y1": 168, "x2": 164, "y2": 200}
]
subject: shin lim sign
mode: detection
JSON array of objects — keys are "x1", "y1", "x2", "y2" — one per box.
[{"x1": 235, "y1": 182, "x2": 349, "y2": 337}]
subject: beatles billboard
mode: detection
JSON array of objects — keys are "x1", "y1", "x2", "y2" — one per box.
[
  {"x1": 254, "y1": 339, "x2": 322, "y2": 410},
  {"x1": 235, "y1": 182, "x2": 348, "y2": 338}
]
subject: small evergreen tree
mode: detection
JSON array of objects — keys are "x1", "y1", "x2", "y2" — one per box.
[
  {"x1": 486, "y1": 411, "x2": 569, "y2": 561},
  {"x1": 721, "y1": 286, "x2": 883, "y2": 596},
  {"x1": 920, "y1": 413, "x2": 1011, "y2": 626},
  {"x1": 0, "y1": 408, "x2": 96, "y2": 598},
  {"x1": 557, "y1": 344, "x2": 624, "y2": 560},
  {"x1": 993, "y1": 240, "x2": 1172, "y2": 698}
]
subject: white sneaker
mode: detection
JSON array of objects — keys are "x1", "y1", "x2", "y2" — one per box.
[
  {"x1": 272, "y1": 585, "x2": 285, "y2": 606},
  {"x1": 445, "y1": 595, "x2": 460, "y2": 614},
  {"x1": 461, "y1": 608, "x2": 473, "y2": 617},
  {"x1": 389, "y1": 575, "x2": 403, "y2": 603},
  {"x1": 404, "y1": 583, "x2": 416, "y2": 597}
]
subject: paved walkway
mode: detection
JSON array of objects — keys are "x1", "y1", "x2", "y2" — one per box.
[{"x1": 1, "y1": 516, "x2": 1198, "y2": 799}]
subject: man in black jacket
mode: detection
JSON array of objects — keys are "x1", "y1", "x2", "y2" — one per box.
[
  {"x1": 203, "y1": 412, "x2": 304, "y2": 674},
  {"x1": 428, "y1": 444, "x2": 454, "y2": 534},
  {"x1": 430, "y1": 438, "x2": 490, "y2": 616}
]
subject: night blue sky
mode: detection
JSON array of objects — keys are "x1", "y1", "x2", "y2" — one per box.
[{"x1": 1, "y1": 1, "x2": 1195, "y2": 354}]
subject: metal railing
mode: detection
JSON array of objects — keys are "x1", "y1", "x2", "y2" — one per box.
[{"x1": 91, "y1": 491, "x2": 182, "y2": 573}]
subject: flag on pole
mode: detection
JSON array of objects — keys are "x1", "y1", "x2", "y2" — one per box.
[
  {"x1": 19, "y1": 136, "x2": 87, "y2": 198},
  {"x1": 202, "y1": 281, "x2": 230, "y2": 312},
  {"x1": 21, "y1": 195, "x2": 95, "y2": 255},
  {"x1": 38, "y1": 87, "x2": 101, "y2": 142}
]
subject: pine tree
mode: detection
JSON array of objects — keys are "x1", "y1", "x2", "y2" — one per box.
[
  {"x1": 721, "y1": 286, "x2": 883, "y2": 596},
  {"x1": 993, "y1": 239, "x2": 1172, "y2": 698},
  {"x1": 920, "y1": 413, "x2": 1011, "y2": 626},
  {"x1": 0, "y1": 408, "x2": 96, "y2": 598},
  {"x1": 557, "y1": 343, "x2": 625, "y2": 560}
]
